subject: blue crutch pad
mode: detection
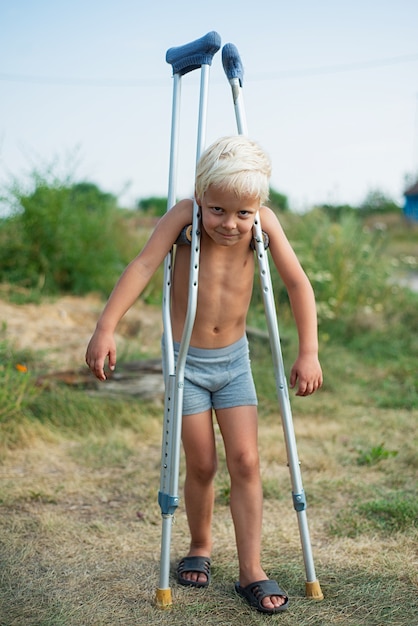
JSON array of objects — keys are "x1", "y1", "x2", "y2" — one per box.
[
  {"x1": 166, "y1": 31, "x2": 221, "y2": 76},
  {"x1": 222, "y1": 43, "x2": 244, "y2": 87}
]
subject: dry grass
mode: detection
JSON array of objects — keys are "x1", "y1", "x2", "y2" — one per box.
[
  {"x1": 1, "y1": 398, "x2": 417, "y2": 626},
  {"x1": 1, "y1": 292, "x2": 417, "y2": 625}
]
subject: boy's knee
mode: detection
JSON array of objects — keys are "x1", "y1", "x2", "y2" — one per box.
[
  {"x1": 189, "y1": 457, "x2": 217, "y2": 483},
  {"x1": 228, "y1": 450, "x2": 259, "y2": 479}
]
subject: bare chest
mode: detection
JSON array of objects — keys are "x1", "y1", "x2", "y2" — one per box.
[{"x1": 172, "y1": 243, "x2": 255, "y2": 327}]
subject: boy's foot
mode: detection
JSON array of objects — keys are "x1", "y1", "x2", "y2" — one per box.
[
  {"x1": 235, "y1": 579, "x2": 289, "y2": 614},
  {"x1": 177, "y1": 556, "x2": 211, "y2": 588}
]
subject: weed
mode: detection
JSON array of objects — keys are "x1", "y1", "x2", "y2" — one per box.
[
  {"x1": 330, "y1": 491, "x2": 418, "y2": 536},
  {"x1": 28, "y1": 490, "x2": 58, "y2": 504},
  {"x1": 0, "y1": 334, "x2": 41, "y2": 426},
  {"x1": 356, "y1": 443, "x2": 398, "y2": 466},
  {"x1": 358, "y1": 493, "x2": 418, "y2": 532},
  {"x1": 215, "y1": 478, "x2": 231, "y2": 505}
]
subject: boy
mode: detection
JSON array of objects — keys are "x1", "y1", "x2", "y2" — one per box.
[{"x1": 86, "y1": 135, "x2": 322, "y2": 614}]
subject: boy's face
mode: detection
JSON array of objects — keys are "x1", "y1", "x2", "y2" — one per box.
[{"x1": 198, "y1": 185, "x2": 260, "y2": 247}]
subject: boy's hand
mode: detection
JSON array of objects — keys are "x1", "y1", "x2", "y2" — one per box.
[
  {"x1": 85, "y1": 330, "x2": 116, "y2": 381},
  {"x1": 289, "y1": 355, "x2": 323, "y2": 396}
]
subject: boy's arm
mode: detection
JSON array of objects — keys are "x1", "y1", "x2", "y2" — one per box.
[
  {"x1": 86, "y1": 199, "x2": 193, "y2": 380},
  {"x1": 259, "y1": 206, "x2": 323, "y2": 396}
]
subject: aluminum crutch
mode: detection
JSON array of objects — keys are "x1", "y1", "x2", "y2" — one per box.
[
  {"x1": 222, "y1": 42, "x2": 324, "y2": 601},
  {"x1": 156, "y1": 31, "x2": 221, "y2": 609}
]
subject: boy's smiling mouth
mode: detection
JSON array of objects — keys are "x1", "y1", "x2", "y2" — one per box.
[{"x1": 215, "y1": 230, "x2": 240, "y2": 241}]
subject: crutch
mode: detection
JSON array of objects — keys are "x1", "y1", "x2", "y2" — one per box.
[
  {"x1": 222, "y1": 43, "x2": 324, "y2": 601},
  {"x1": 156, "y1": 31, "x2": 221, "y2": 609}
]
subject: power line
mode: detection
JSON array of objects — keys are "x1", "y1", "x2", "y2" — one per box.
[
  {"x1": 1, "y1": 52, "x2": 418, "y2": 87},
  {"x1": 0, "y1": 73, "x2": 163, "y2": 87},
  {"x1": 251, "y1": 52, "x2": 418, "y2": 81}
]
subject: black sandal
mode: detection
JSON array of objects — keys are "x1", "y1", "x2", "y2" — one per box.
[
  {"x1": 177, "y1": 556, "x2": 211, "y2": 588},
  {"x1": 235, "y1": 579, "x2": 289, "y2": 614}
]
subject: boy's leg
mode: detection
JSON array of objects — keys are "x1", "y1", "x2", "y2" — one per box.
[
  {"x1": 180, "y1": 408, "x2": 217, "y2": 585},
  {"x1": 216, "y1": 405, "x2": 286, "y2": 610}
]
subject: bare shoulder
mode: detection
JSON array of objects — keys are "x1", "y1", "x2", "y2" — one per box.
[
  {"x1": 159, "y1": 198, "x2": 194, "y2": 229},
  {"x1": 136, "y1": 198, "x2": 194, "y2": 267},
  {"x1": 258, "y1": 205, "x2": 304, "y2": 280},
  {"x1": 259, "y1": 205, "x2": 287, "y2": 241},
  {"x1": 151, "y1": 198, "x2": 194, "y2": 241}
]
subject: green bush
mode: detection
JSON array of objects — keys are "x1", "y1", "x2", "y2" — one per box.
[
  {"x1": 283, "y1": 209, "x2": 392, "y2": 330},
  {"x1": 0, "y1": 176, "x2": 139, "y2": 296},
  {"x1": 251, "y1": 209, "x2": 394, "y2": 336}
]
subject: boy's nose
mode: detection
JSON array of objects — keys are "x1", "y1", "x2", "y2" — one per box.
[{"x1": 222, "y1": 215, "x2": 236, "y2": 229}]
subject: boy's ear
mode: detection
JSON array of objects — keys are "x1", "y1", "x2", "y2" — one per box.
[{"x1": 194, "y1": 186, "x2": 203, "y2": 200}]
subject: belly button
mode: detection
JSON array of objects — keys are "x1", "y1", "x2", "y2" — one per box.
[{"x1": 213, "y1": 327, "x2": 220, "y2": 334}]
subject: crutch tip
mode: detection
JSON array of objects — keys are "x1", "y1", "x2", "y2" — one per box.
[
  {"x1": 305, "y1": 580, "x2": 324, "y2": 601},
  {"x1": 155, "y1": 587, "x2": 173, "y2": 608}
]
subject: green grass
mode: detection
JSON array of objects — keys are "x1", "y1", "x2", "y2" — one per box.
[{"x1": 330, "y1": 487, "x2": 418, "y2": 536}]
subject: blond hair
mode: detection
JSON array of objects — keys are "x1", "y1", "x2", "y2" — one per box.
[{"x1": 195, "y1": 135, "x2": 271, "y2": 204}]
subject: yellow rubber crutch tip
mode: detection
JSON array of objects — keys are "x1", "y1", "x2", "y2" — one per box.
[
  {"x1": 305, "y1": 580, "x2": 324, "y2": 601},
  {"x1": 155, "y1": 587, "x2": 172, "y2": 609}
]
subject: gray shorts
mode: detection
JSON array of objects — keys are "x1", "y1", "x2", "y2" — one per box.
[{"x1": 162, "y1": 335, "x2": 258, "y2": 416}]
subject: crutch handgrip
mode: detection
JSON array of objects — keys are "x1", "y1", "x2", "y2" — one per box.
[
  {"x1": 166, "y1": 31, "x2": 221, "y2": 76},
  {"x1": 222, "y1": 43, "x2": 244, "y2": 87}
]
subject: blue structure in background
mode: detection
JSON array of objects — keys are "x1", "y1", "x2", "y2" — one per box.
[{"x1": 404, "y1": 182, "x2": 418, "y2": 221}]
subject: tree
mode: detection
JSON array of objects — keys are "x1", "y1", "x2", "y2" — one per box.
[
  {"x1": 316, "y1": 203, "x2": 357, "y2": 221},
  {"x1": 268, "y1": 188, "x2": 289, "y2": 213},
  {"x1": 137, "y1": 196, "x2": 167, "y2": 217},
  {"x1": 359, "y1": 190, "x2": 400, "y2": 215}
]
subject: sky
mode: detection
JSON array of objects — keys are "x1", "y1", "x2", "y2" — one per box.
[{"x1": 1, "y1": 0, "x2": 418, "y2": 212}]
